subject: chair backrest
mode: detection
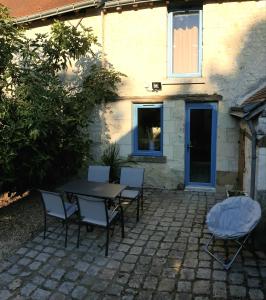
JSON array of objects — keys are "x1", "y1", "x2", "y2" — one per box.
[
  {"x1": 120, "y1": 167, "x2": 144, "y2": 188},
  {"x1": 88, "y1": 165, "x2": 110, "y2": 183},
  {"x1": 40, "y1": 190, "x2": 65, "y2": 216},
  {"x1": 77, "y1": 196, "x2": 108, "y2": 225}
]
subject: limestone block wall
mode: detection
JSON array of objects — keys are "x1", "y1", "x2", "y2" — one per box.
[
  {"x1": 141, "y1": 100, "x2": 185, "y2": 189},
  {"x1": 95, "y1": 1, "x2": 265, "y2": 188},
  {"x1": 25, "y1": 0, "x2": 266, "y2": 188},
  {"x1": 90, "y1": 99, "x2": 186, "y2": 189},
  {"x1": 101, "y1": 1, "x2": 266, "y2": 99}
]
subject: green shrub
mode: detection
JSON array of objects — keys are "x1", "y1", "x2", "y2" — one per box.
[
  {"x1": 0, "y1": 7, "x2": 123, "y2": 192},
  {"x1": 101, "y1": 143, "x2": 134, "y2": 182}
]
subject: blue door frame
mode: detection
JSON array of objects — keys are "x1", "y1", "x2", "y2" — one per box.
[{"x1": 185, "y1": 103, "x2": 218, "y2": 187}]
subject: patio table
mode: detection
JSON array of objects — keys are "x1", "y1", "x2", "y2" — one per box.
[
  {"x1": 58, "y1": 179, "x2": 126, "y2": 252},
  {"x1": 58, "y1": 179, "x2": 126, "y2": 200}
]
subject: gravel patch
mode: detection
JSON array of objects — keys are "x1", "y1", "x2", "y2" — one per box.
[{"x1": 0, "y1": 191, "x2": 46, "y2": 260}]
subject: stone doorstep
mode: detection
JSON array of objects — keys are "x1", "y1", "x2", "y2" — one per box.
[{"x1": 185, "y1": 186, "x2": 216, "y2": 193}]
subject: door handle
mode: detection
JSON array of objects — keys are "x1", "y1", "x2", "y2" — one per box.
[{"x1": 187, "y1": 143, "x2": 193, "y2": 150}]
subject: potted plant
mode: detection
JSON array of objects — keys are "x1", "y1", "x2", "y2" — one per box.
[
  {"x1": 101, "y1": 143, "x2": 134, "y2": 182},
  {"x1": 225, "y1": 185, "x2": 248, "y2": 197}
]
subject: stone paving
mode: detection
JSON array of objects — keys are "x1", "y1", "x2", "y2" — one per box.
[{"x1": 0, "y1": 189, "x2": 266, "y2": 300}]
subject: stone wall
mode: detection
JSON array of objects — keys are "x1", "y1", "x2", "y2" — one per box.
[
  {"x1": 87, "y1": 1, "x2": 265, "y2": 188},
  {"x1": 26, "y1": 1, "x2": 266, "y2": 188},
  {"x1": 90, "y1": 99, "x2": 185, "y2": 189}
]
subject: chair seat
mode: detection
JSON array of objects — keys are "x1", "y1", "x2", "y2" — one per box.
[
  {"x1": 205, "y1": 196, "x2": 261, "y2": 270},
  {"x1": 206, "y1": 196, "x2": 261, "y2": 239},
  {"x1": 121, "y1": 189, "x2": 140, "y2": 200},
  {"x1": 47, "y1": 203, "x2": 77, "y2": 219},
  {"x1": 81, "y1": 210, "x2": 118, "y2": 227}
]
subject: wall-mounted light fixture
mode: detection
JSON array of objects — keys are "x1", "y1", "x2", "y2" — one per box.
[{"x1": 152, "y1": 82, "x2": 162, "y2": 92}]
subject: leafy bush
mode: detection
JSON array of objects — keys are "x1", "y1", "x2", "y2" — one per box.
[{"x1": 0, "y1": 7, "x2": 123, "y2": 192}]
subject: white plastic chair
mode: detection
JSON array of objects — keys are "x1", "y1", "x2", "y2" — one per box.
[
  {"x1": 76, "y1": 195, "x2": 124, "y2": 256},
  {"x1": 39, "y1": 190, "x2": 78, "y2": 247},
  {"x1": 205, "y1": 196, "x2": 261, "y2": 270},
  {"x1": 119, "y1": 167, "x2": 145, "y2": 221},
  {"x1": 87, "y1": 165, "x2": 110, "y2": 183}
]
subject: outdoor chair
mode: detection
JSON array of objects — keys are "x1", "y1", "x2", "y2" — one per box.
[
  {"x1": 76, "y1": 195, "x2": 124, "y2": 256},
  {"x1": 205, "y1": 196, "x2": 261, "y2": 270},
  {"x1": 39, "y1": 190, "x2": 78, "y2": 247},
  {"x1": 119, "y1": 167, "x2": 145, "y2": 221},
  {"x1": 88, "y1": 165, "x2": 110, "y2": 183}
]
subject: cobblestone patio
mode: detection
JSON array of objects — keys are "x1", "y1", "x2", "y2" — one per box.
[{"x1": 0, "y1": 189, "x2": 265, "y2": 299}]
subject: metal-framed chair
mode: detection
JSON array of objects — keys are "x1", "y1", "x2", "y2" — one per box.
[
  {"x1": 88, "y1": 165, "x2": 110, "y2": 183},
  {"x1": 204, "y1": 196, "x2": 261, "y2": 270},
  {"x1": 39, "y1": 190, "x2": 78, "y2": 247},
  {"x1": 119, "y1": 167, "x2": 145, "y2": 221},
  {"x1": 76, "y1": 195, "x2": 124, "y2": 256}
]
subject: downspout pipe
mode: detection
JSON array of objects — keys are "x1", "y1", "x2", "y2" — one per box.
[{"x1": 247, "y1": 119, "x2": 257, "y2": 199}]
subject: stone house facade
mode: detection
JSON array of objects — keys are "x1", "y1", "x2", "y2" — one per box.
[{"x1": 3, "y1": 0, "x2": 266, "y2": 191}]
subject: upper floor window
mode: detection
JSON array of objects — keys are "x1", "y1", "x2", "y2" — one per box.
[
  {"x1": 133, "y1": 104, "x2": 163, "y2": 156},
  {"x1": 168, "y1": 10, "x2": 202, "y2": 78}
]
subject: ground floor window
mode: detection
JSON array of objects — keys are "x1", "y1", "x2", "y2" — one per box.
[{"x1": 133, "y1": 103, "x2": 163, "y2": 156}]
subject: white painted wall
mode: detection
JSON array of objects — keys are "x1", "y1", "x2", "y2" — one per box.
[{"x1": 257, "y1": 147, "x2": 266, "y2": 191}]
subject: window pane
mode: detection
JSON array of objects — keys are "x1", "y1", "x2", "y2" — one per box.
[
  {"x1": 190, "y1": 109, "x2": 212, "y2": 183},
  {"x1": 172, "y1": 12, "x2": 199, "y2": 74},
  {"x1": 137, "y1": 108, "x2": 161, "y2": 151}
]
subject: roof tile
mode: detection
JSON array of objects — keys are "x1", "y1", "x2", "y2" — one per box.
[
  {"x1": 0, "y1": 0, "x2": 86, "y2": 18},
  {"x1": 242, "y1": 86, "x2": 266, "y2": 106}
]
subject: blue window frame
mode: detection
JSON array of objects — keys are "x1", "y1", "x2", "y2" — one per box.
[
  {"x1": 133, "y1": 103, "x2": 163, "y2": 156},
  {"x1": 168, "y1": 9, "x2": 202, "y2": 78}
]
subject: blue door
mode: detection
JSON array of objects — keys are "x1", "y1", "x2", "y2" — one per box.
[{"x1": 185, "y1": 103, "x2": 217, "y2": 187}]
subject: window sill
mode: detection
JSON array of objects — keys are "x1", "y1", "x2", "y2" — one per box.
[
  {"x1": 162, "y1": 77, "x2": 206, "y2": 85},
  {"x1": 128, "y1": 155, "x2": 167, "y2": 163}
]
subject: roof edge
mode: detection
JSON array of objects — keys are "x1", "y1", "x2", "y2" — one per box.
[
  {"x1": 230, "y1": 102, "x2": 266, "y2": 120},
  {"x1": 104, "y1": 0, "x2": 163, "y2": 9},
  {"x1": 15, "y1": 0, "x2": 101, "y2": 24},
  {"x1": 15, "y1": 0, "x2": 165, "y2": 24}
]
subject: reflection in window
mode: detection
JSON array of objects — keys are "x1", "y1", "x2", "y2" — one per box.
[{"x1": 134, "y1": 104, "x2": 163, "y2": 156}]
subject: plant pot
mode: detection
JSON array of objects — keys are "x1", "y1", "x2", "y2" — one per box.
[{"x1": 226, "y1": 190, "x2": 249, "y2": 197}]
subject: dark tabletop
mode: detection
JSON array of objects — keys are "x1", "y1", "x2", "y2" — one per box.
[{"x1": 58, "y1": 179, "x2": 126, "y2": 199}]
